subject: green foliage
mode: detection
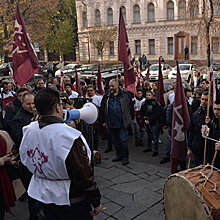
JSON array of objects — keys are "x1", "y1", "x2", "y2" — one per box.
[
  {"x1": 47, "y1": 20, "x2": 74, "y2": 55},
  {"x1": 47, "y1": 0, "x2": 78, "y2": 57}
]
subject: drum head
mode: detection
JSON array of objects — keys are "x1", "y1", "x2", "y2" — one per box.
[{"x1": 164, "y1": 176, "x2": 212, "y2": 220}]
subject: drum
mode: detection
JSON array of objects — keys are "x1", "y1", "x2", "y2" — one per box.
[{"x1": 164, "y1": 165, "x2": 220, "y2": 220}]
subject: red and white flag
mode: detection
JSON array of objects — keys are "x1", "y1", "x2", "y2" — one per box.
[
  {"x1": 12, "y1": 5, "x2": 40, "y2": 85},
  {"x1": 96, "y1": 65, "x2": 105, "y2": 95},
  {"x1": 118, "y1": 8, "x2": 136, "y2": 93},
  {"x1": 171, "y1": 61, "x2": 190, "y2": 161},
  {"x1": 157, "y1": 57, "x2": 165, "y2": 107}
]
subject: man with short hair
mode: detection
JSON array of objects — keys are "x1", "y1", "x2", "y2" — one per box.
[
  {"x1": 141, "y1": 90, "x2": 163, "y2": 157},
  {"x1": 199, "y1": 79, "x2": 209, "y2": 89},
  {"x1": 32, "y1": 79, "x2": 45, "y2": 94},
  {"x1": 19, "y1": 88, "x2": 102, "y2": 219},
  {"x1": 11, "y1": 92, "x2": 43, "y2": 220},
  {"x1": 100, "y1": 79, "x2": 133, "y2": 165},
  {"x1": 4, "y1": 88, "x2": 28, "y2": 135},
  {"x1": 0, "y1": 81, "x2": 15, "y2": 118},
  {"x1": 11, "y1": 92, "x2": 35, "y2": 151},
  {"x1": 187, "y1": 91, "x2": 212, "y2": 167},
  {"x1": 64, "y1": 83, "x2": 79, "y2": 99},
  {"x1": 205, "y1": 98, "x2": 220, "y2": 169}
]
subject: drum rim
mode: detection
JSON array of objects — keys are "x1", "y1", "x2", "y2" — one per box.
[{"x1": 163, "y1": 165, "x2": 219, "y2": 220}]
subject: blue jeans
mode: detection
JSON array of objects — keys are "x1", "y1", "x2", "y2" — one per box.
[
  {"x1": 164, "y1": 138, "x2": 171, "y2": 159},
  {"x1": 43, "y1": 200, "x2": 93, "y2": 220},
  {"x1": 109, "y1": 127, "x2": 129, "y2": 159},
  {"x1": 145, "y1": 123, "x2": 159, "y2": 152},
  {"x1": 134, "y1": 123, "x2": 145, "y2": 142}
]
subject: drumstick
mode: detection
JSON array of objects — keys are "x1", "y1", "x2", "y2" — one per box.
[
  {"x1": 203, "y1": 139, "x2": 207, "y2": 165},
  {"x1": 187, "y1": 155, "x2": 191, "y2": 169},
  {"x1": 211, "y1": 151, "x2": 218, "y2": 166}
]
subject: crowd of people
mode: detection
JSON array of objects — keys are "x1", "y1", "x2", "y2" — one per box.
[{"x1": 0, "y1": 70, "x2": 220, "y2": 219}]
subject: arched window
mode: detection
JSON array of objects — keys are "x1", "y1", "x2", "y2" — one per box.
[
  {"x1": 107, "y1": 8, "x2": 113, "y2": 25},
  {"x1": 82, "y1": 11, "x2": 87, "y2": 27},
  {"x1": 95, "y1": 9, "x2": 101, "y2": 26},
  {"x1": 147, "y1": 3, "x2": 155, "y2": 22},
  {"x1": 178, "y1": 0, "x2": 186, "y2": 19},
  {"x1": 120, "y1": 6, "x2": 126, "y2": 23},
  {"x1": 213, "y1": 1, "x2": 220, "y2": 16},
  {"x1": 167, "y1": 1, "x2": 174, "y2": 20},
  {"x1": 133, "y1": 4, "x2": 141, "y2": 23},
  {"x1": 190, "y1": 0, "x2": 199, "y2": 18}
]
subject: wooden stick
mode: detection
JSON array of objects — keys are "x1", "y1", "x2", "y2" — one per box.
[
  {"x1": 203, "y1": 70, "x2": 212, "y2": 165},
  {"x1": 211, "y1": 151, "x2": 218, "y2": 166},
  {"x1": 187, "y1": 155, "x2": 191, "y2": 169}
]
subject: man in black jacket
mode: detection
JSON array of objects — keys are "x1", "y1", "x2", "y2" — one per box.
[
  {"x1": 141, "y1": 90, "x2": 163, "y2": 157},
  {"x1": 205, "y1": 98, "x2": 220, "y2": 169},
  {"x1": 187, "y1": 91, "x2": 211, "y2": 166},
  {"x1": 99, "y1": 79, "x2": 133, "y2": 165},
  {"x1": 11, "y1": 92, "x2": 35, "y2": 151},
  {"x1": 4, "y1": 88, "x2": 28, "y2": 135}
]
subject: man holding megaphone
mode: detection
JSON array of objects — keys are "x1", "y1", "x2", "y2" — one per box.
[{"x1": 19, "y1": 88, "x2": 102, "y2": 220}]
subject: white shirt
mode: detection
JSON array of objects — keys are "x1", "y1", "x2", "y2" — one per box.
[{"x1": 67, "y1": 91, "x2": 79, "y2": 99}]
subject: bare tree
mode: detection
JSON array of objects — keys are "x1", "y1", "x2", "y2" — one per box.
[
  {"x1": 88, "y1": 24, "x2": 117, "y2": 62},
  {"x1": 186, "y1": 0, "x2": 220, "y2": 67}
]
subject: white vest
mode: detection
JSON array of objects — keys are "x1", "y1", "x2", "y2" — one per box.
[
  {"x1": 19, "y1": 121, "x2": 91, "y2": 206},
  {"x1": 134, "y1": 97, "x2": 145, "y2": 112}
]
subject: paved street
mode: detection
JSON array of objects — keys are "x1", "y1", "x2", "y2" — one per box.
[{"x1": 5, "y1": 132, "x2": 171, "y2": 220}]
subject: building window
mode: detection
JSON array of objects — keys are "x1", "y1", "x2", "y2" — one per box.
[
  {"x1": 148, "y1": 39, "x2": 155, "y2": 54},
  {"x1": 212, "y1": 37, "x2": 220, "y2": 54},
  {"x1": 120, "y1": 6, "x2": 126, "y2": 23},
  {"x1": 109, "y1": 41, "x2": 114, "y2": 55},
  {"x1": 82, "y1": 11, "x2": 87, "y2": 27},
  {"x1": 178, "y1": 0, "x2": 186, "y2": 19},
  {"x1": 107, "y1": 8, "x2": 113, "y2": 25},
  {"x1": 133, "y1": 4, "x2": 141, "y2": 23},
  {"x1": 167, "y1": 1, "x2": 174, "y2": 20},
  {"x1": 95, "y1": 9, "x2": 101, "y2": 26},
  {"x1": 191, "y1": 36, "x2": 198, "y2": 54},
  {"x1": 135, "y1": 40, "x2": 141, "y2": 55},
  {"x1": 190, "y1": 0, "x2": 199, "y2": 18},
  {"x1": 167, "y1": 37, "x2": 173, "y2": 54},
  {"x1": 147, "y1": 3, "x2": 155, "y2": 22},
  {"x1": 213, "y1": 1, "x2": 220, "y2": 16}
]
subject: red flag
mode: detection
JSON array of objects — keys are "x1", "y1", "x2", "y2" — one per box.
[
  {"x1": 171, "y1": 61, "x2": 190, "y2": 161},
  {"x1": 145, "y1": 67, "x2": 150, "y2": 81},
  {"x1": 12, "y1": 5, "x2": 40, "y2": 85},
  {"x1": 96, "y1": 65, "x2": 105, "y2": 95},
  {"x1": 75, "y1": 68, "x2": 83, "y2": 97},
  {"x1": 157, "y1": 58, "x2": 165, "y2": 107},
  {"x1": 118, "y1": 8, "x2": 136, "y2": 93}
]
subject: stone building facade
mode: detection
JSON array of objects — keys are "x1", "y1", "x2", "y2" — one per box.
[{"x1": 76, "y1": 0, "x2": 220, "y2": 63}]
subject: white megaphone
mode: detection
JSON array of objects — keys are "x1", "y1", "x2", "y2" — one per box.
[{"x1": 63, "y1": 102, "x2": 98, "y2": 124}]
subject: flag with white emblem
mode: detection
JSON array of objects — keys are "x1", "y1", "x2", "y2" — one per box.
[
  {"x1": 171, "y1": 61, "x2": 190, "y2": 161},
  {"x1": 12, "y1": 5, "x2": 40, "y2": 85}
]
